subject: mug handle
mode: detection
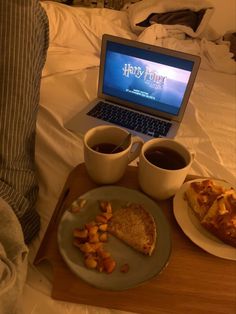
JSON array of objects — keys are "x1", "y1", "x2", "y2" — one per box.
[{"x1": 128, "y1": 136, "x2": 144, "y2": 163}]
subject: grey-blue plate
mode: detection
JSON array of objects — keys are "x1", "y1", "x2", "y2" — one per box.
[{"x1": 57, "y1": 186, "x2": 172, "y2": 290}]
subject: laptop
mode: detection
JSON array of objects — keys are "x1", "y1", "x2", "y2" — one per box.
[{"x1": 65, "y1": 34, "x2": 201, "y2": 141}]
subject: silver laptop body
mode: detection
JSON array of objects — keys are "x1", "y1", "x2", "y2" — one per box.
[{"x1": 65, "y1": 34, "x2": 201, "y2": 141}]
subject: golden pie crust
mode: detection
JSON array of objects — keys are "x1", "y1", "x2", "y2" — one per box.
[{"x1": 108, "y1": 203, "x2": 156, "y2": 256}]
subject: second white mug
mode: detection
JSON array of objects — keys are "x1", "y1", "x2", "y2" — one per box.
[{"x1": 138, "y1": 138, "x2": 194, "y2": 200}]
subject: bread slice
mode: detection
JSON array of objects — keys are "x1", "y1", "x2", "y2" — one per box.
[
  {"x1": 201, "y1": 189, "x2": 236, "y2": 247},
  {"x1": 108, "y1": 203, "x2": 156, "y2": 256},
  {"x1": 185, "y1": 180, "x2": 225, "y2": 219}
]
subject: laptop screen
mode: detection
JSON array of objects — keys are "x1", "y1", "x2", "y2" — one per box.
[{"x1": 102, "y1": 39, "x2": 195, "y2": 117}]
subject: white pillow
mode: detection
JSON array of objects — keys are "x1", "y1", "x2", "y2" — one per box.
[{"x1": 40, "y1": 1, "x2": 136, "y2": 54}]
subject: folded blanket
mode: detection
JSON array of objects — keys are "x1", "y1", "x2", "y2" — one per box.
[{"x1": 127, "y1": 0, "x2": 216, "y2": 39}]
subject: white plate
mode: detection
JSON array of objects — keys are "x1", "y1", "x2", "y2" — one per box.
[
  {"x1": 57, "y1": 186, "x2": 171, "y2": 290},
  {"x1": 173, "y1": 179, "x2": 236, "y2": 261}
]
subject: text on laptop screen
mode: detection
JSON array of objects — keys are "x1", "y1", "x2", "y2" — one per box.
[{"x1": 103, "y1": 41, "x2": 194, "y2": 116}]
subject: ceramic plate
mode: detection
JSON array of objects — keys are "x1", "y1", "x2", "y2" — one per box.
[
  {"x1": 57, "y1": 186, "x2": 171, "y2": 290},
  {"x1": 173, "y1": 179, "x2": 236, "y2": 261}
]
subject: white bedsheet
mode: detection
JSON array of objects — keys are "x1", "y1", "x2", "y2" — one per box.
[{"x1": 23, "y1": 2, "x2": 236, "y2": 313}]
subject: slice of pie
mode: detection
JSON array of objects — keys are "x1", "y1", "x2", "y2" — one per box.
[
  {"x1": 185, "y1": 179, "x2": 236, "y2": 248},
  {"x1": 185, "y1": 179, "x2": 225, "y2": 219},
  {"x1": 107, "y1": 203, "x2": 156, "y2": 256},
  {"x1": 201, "y1": 189, "x2": 236, "y2": 247}
]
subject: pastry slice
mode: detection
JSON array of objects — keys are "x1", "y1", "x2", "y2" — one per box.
[
  {"x1": 108, "y1": 203, "x2": 156, "y2": 256},
  {"x1": 201, "y1": 189, "x2": 236, "y2": 247},
  {"x1": 185, "y1": 179, "x2": 225, "y2": 219}
]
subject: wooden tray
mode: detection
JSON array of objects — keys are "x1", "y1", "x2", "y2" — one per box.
[{"x1": 34, "y1": 163, "x2": 236, "y2": 314}]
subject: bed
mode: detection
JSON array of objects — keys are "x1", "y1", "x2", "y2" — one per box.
[{"x1": 22, "y1": 1, "x2": 236, "y2": 313}]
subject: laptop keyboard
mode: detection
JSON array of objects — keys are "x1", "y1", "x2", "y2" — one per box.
[{"x1": 87, "y1": 101, "x2": 172, "y2": 137}]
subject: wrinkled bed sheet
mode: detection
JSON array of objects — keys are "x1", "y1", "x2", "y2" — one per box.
[{"x1": 22, "y1": 2, "x2": 236, "y2": 314}]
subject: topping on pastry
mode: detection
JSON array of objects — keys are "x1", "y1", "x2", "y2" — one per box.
[
  {"x1": 185, "y1": 179, "x2": 225, "y2": 219},
  {"x1": 185, "y1": 180, "x2": 236, "y2": 248},
  {"x1": 201, "y1": 189, "x2": 236, "y2": 247}
]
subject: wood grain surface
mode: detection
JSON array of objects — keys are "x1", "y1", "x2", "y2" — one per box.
[{"x1": 34, "y1": 163, "x2": 236, "y2": 314}]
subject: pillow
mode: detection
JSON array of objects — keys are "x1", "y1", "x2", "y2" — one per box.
[
  {"x1": 42, "y1": 0, "x2": 128, "y2": 10},
  {"x1": 40, "y1": 1, "x2": 136, "y2": 53}
]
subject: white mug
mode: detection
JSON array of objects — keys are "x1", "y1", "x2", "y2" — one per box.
[
  {"x1": 138, "y1": 138, "x2": 194, "y2": 200},
  {"x1": 84, "y1": 125, "x2": 143, "y2": 184}
]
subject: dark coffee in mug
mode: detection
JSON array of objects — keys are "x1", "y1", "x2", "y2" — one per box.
[
  {"x1": 144, "y1": 146, "x2": 186, "y2": 170},
  {"x1": 92, "y1": 143, "x2": 124, "y2": 154}
]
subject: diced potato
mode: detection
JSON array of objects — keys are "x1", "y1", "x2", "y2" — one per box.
[
  {"x1": 87, "y1": 225, "x2": 99, "y2": 236},
  {"x1": 72, "y1": 198, "x2": 119, "y2": 275},
  {"x1": 103, "y1": 257, "x2": 116, "y2": 273},
  {"x1": 84, "y1": 252, "x2": 95, "y2": 259},
  {"x1": 120, "y1": 263, "x2": 130, "y2": 273},
  {"x1": 90, "y1": 242, "x2": 103, "y2": 251},
  {"x1": 78, "y1": 242, "x2": 95, "y2": 253},
  {"x1": 95, "y1": 215, "x2": 107, "y2": 224},
  {"x1": 99, "y1": 232, "x2": 108, "y2": 242},
  {"x1": 89, "y1": 233, "x2": 100, "y2": 243},
  {"x1": 73, "y1": 228, "x2": 88, "y2": 239},
  {"x1": 85, "y1": 221, "x2": 96, "y2": 229},
  {"x1": 84, "y1": 257, "x2": 97, "y2": 269},
  {"x1": 98, "y1": 223, "x2": 108, "y2": 231},
  {"x1": 97, "y1": 249, "x2": 111, "y2": 259}
]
